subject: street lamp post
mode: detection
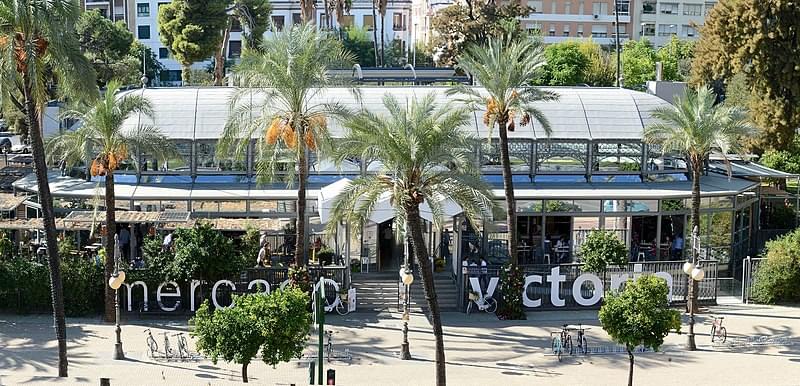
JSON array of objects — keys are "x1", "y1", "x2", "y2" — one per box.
[
  {"x1": 683, "y1": 226, "x2": 704, "y2": 351},
  {"x1": 108, "y1": 234, "x2": 126, "y2": 360},
  {"x1": 399, "y1": 266, "x2": 414, "y2": 360}
]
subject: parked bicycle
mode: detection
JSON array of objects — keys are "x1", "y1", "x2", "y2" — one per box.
[
  {"x1": 466, "y1": 292, "x2": 498, "y2": 315},
  {"x1": 172, "y1": 333, "x2": 191, "y2": 360},
  {"x1": 144, "y1": 328, "x2": 158, "y2": 358},
  {"x1": 551, "y1": 324, "x2": 590, "y2": 360},
  {"x1": 711, "y1": 316, "x2": 727, "y2": 343},
  {"x1": 335, "y1": 290, "x2": 351, "y2": 315},
  {"x1": 162, "y1": 332, "x2": 173, "y2": 360}
]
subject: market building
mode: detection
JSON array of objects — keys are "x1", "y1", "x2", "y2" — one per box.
[{"x1": 9, "y1": 86, "x2": 798, "y2": 311}]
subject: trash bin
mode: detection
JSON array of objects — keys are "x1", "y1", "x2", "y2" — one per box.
[{"x1": 326, "y1": 369, "x2": 335, "y2": 385}]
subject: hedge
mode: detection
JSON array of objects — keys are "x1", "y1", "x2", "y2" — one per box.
[{"x1": 751, "y1": 228, "x2": 800, "y2": 304}]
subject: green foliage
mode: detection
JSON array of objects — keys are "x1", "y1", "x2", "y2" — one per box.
[
  {"x1": 158, "y1": 0, "x2": 228, "y2": 83},
  {"x1": 655, "y1": 37, "x2": 694, "y2": 82},
  {"x1": 287, "y1": 265, "x2": 311, "y2": 293},
  {"x1": 599, "y1": 275, "x2": 681, "y2": 385},
  {"x1": 173, "y1": 222, "x2": 243, "y2": 283},
  {"x1": 691, "y1": 0, "x2": 800, "y2": 151},
  {"x1": 429, "y1": 2, "x2": 532, "y2": 66},
  {"x1": 752, "y1": 228, "x2": 800, "y2": 304},
  {"x1": 621, "y1": 39, "x2": 656, "y2": 90},
  {"x1": 192, "y1": 289, "x2": 310, "y2": 382},
  {"x1": 661, "y1": 199, "x2": 685, "y2": 212},
  {"x1": 129, "y1": 41, "x2": 166, "y2": 87},
  {"x1": 341, "y1": 27, "x2": 376, "y2": 67},
  {"x1": 497, "y1": 263, "x2": 525, "y2": 320},
  {"x1": 129, "y1": 234, "x2": 174, "y2": 284},
  {"x1": 579, "y1": 230, "x2": 628, "y2": 273},
  {"x1": 231, "y1": 0, "x2": 273, "y2": 50},
  {"x1": 61, "y1": 257, "x2": 104, "y2": 316},
  {"x1": 577, "y1": 39, "x2": 615, "y2": 87},
  {"x1": 57, "y1": 237, "x2": 77, "y2": 258},
  {"x1": 0, "y1": 233, "x2": 13, "y2": 260},
  {"x1": 239, "y1": 227, "x2": 261, "y2": 267},
  {"x1": 539, "y1": 41, "x2": 589, "y2": 86},
  {"x1": 760, "y1": 136, "x2": 800, "y2": 175},
  {"x1": 76, "y1": 10, "x2": 134, "y2": 86}
]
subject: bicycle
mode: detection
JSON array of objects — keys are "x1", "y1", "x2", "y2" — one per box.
[
  {"x1": 144, "y1": 328, "x2": 158, "y2": 358},
  {"x1": 335, "y1": 291, "x2": 351, "y2": 315},
  {"x1": 466, "y1": 293, "x2": 498, "y2": 315},
  {"x1": 711, "y1": 316, "x2": 727, "y2": 343},
  {"x1": 162, "y1": 332, "x2": 173, "y2": 360},
  {"x1": 572, "y1": 324, "x2": 589, "y2": 355},
  {"x1": 325, "y1": 330, "x2": 335, "y2": 362},
  {"x1": 172, "y1": 333, "x2": 191, "y2": 360}
]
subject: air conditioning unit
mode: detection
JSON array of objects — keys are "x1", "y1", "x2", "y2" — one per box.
[{"x1": 593, "y1": 14, "x2": 599, "y2": 19}]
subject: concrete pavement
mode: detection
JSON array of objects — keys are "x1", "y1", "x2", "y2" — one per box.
[{"x1": 1, "y1": 300, "x2": 799, "y2": 385}]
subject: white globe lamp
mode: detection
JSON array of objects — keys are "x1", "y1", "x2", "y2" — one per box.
[
  {"x1": 691, "y1": 268, "x2": 705, "y2": 282},
  {"x1": 683, "y1": 262, "x2": 695, "y2": 275}
]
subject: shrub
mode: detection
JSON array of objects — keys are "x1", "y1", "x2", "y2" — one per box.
[
  {"x1": 579, "y1": 230, "x2": 628, "y2": 273},
  {"x1": 0, "y1": 233, "x2": 13, "y2": 260},
  {"x1": 61, "y1": 257, "x2": 104, "y2": 316},
  {"x1": 172, "y1": 223, "x2": 244, "y2": 284},
  {"x1": 496, "y1": 263, "x2": 526, "y2": 320},
  {"x1": 751, "y1": 229, "x2": 800, "y2": 304}
]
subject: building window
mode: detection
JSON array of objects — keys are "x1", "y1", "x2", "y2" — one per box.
[
  {"x1": 577, "y1": 24, "x2": 584, "y2": 37},
  {"x1": 578, "y1": 0, "x2": 584, "y2": 14},
  {"x1": 642, "y1": 23, "x2": 655, "y2": 37},
  {"x1": 338, "y1": 15, "x2": 354, "y2": 27},
  {"x1": 616, "y1": 0, "x2": 629, "y2": 15},
  {"x1": 271, "y1": 15, "x2": 285, "y2": 31},
  {"x1": 592, "y1": 2, "x2": 608, "y2": 15},
  {"x1": 137, "y1": 25, "x2": 150, "y2": 40},
  {"x1": 642, "y1": 0, "x2": 655, "y2": 14},
  {"x1": 363, "y1": 15, "x2": 374, "y2": 31},
  {"x1": 658, "y1": 24, "x2": 677, "y2": 36},
  {"x1": 159, "y1": 70, "x2": 181, "y2": 83},
  {"x1": 660, "y1": 2, "x2": 678, "y2": 14},
  {"x1": 228, "y1": 41, "x2": 241, "y2": 58},
  {"x1": 682, "y1": 24, "x2": 697, "y2": 37},
  {"x1": 549, "y1": 23, "x2": 555, "y2": 36},
  {"x1": 563, "y1": 25, "x2": 570, "y2": 37},
  {"x1": 158, "y1": 47, "x2": 169, "y2": 59},
  {"x1": 136, "y1": 3, "x2": 149, "y2": 17},
  {"x1": 292, "y1": 13, "x2": 302, "y2": 25},
  {"x1": 527, "y1": 23, "x2": 542, "y2": 33},
  {"x1": 392, "y1": 13, "x2": 406, "y2": 31},
  {"x1": 704, "y1": 2, "x2": 716, "y2": 15},
  {"x1": 564, "y1": 1, "x2": 571, "y2": 13},
  {"x1": 683, "y1": 4, "x2": 702, "y2": 16},
  {"x1": 591, "y1": 24, "x2": 607, "y2": 38},
  {"x1": 529, "y1": 1, "x2": 543, "y2": 13}
]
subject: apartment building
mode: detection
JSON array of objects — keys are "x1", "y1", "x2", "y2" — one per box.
[
  {"x1": 634, "y1": 0, "x2": 716, "y2": 46},
  {"x1": 519, "y1": 0, "x2": 633, "y2": 46},
  {"x1": 80, "y1": 0, "x2": 136, "y2": 32}
]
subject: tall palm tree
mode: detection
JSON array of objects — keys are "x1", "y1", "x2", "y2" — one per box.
[
  {"x1": 328, "y1": 94, "x2": 494, "y2": 386},
  {"x1": 0, "y1": 0, "x2": 97, "y2": 377},
  {"x1": 643, "y1": 86, "x2": 753, "y2": 350},
  {"x1": 47, "y1": 80, "x2": 176, "y2": 323},
  {"x1": 370, "y1": 0, "x2": 379, "y2": 65},
  {"x1": 218, "y1": 24, "x2": 353, "y2": 266},
  {"x1": 447, "y1": 33, "x2": 557, "y2": 266},
  {"x1": 376, "y1": 0, "x2": 387, "y2": 66}
]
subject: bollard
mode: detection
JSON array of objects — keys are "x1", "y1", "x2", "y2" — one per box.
[
  {"x1": 326, "y1": 369, "x2": 335, "y2": 385},
  {"x1": 100, "y1": 378, "x2": 110, "y2": 386},
  {"x1": 309, "y1": 361, "x2": 316, "y2": 384}
]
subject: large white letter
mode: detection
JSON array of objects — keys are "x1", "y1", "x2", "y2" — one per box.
[
  {"x1": 248, "y1": 279, "x2": 271, "y2": 294},
  {"x1": 522, "y1": 274, "x2": 543, "y2": 307},
  {"x1": 190, "y1": 280, "x2": 201, "y2": 311},
  {"x1": 572, "y1": 274, "x2": 603, "y2": 306},
  {"x1": 157, "y1": 281, "x2": 181, "y2": 312},
  {"x1": 123, "y1": 281, "x2": 148, "y2": 312},
  {"x1": 610, "y1": 272, "x2": 630, "y2": 292},
  {"x1": 547, "y1": 266, "x2": 567, "y2": 307},
  {"x1": 212, "y1": 280, "x2": 236, "y2": 309}
]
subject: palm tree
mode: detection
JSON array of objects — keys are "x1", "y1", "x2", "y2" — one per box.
[
  {"x1": 218, "y1": 24, "x2": 353, "y2": 266},
  {"x1": 370, "y1": 0, "x2": 379, "y2": 65},
  {"x1": 328, "y1": 94, "x2": 494, "y2": 386},
  {"x1": 376, "y1": 0, "x2": 387, "y2": 66},
  {"x1": 0, "y1": 0, "x2": 97, "y2": 377},
  {"x1": 47, "y1": 80, "x2": 176, "y2": 323},
  {"x1": 643, "y1": 86, "x2": 753, "y2": 350},
  {"x1": 447, "y1": 33, "x2": 557, "y2": 266}
]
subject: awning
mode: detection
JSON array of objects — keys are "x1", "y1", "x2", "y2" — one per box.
[
  {"x1": 62, "y1": 210, "x2": 191, "y2": 224},
  {"x1": 708, "y1": 160, "x2": 798, "y2": 179},
  {"x1": 0, "y1": 193, "x2": 29, "y2": 212}
]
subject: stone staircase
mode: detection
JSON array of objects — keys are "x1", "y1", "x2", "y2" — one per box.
[{"x1": 351, "y1": 272, "x2": 459, "y2": 313}]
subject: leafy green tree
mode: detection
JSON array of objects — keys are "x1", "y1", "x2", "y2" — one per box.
[
  {"x1": 0, "y1": 0, "x2": 97, "y2": 376},
  {"x1": 0, "y1": 232, "x2": 12, "y2": 259},
  {"x1": 691, "y1": 0, "x2": 800, "y2": 151},
  {"x1": 47, "y1": 80, "x2": 175, "y2": 322},
  {"x1": 172, "y1": 222, "x2": 244, "y2": 285},
  {"x1": 449, "y1": 33, "x2": 556, "y2": 267},
  {"x1": 599, "y1": 275, "x2": 681, "y2": 386},
  {"x1": 342, "y1": 27, "x2": 376, "y2": 67},
  {"x1": 239, "y1": 227, "x2": 261, "y2": 266},
  {"x1": 539, "y1": 40, "x2": 589, "y2": 86},
  {"x1": 621, "y1": 38, "x2": 656, "y2": 90},
  {"x1": 643, "y1": 86, "x2": 753, "y2": 348},
  {"x1": 751, "y1": 228, "x2": 800, "y2": 304},
  {"x1": 328, "y1": 94, "x2": 494, "y2": 386},
  {"x1": 577, "y1": 39, "x2": 615, "y2": 86},
  {"x1": 192, "y1": 289, "x2": 311, "y2": 383},
  {"x1": 429, "y1": 2, "x2": 531, "y2": 66},
  {"x1": 655, "y1": 36, "x2": 694, "y2": 82},
  {"x1": 579, "y1": 230, "x2": 628, "y2": 273},
  {"x1": 76, "y1": 10, "x2": 134, "y2": 86},
  {"x1": 213, "y1": 0, "x2": 272, "y2": 85},
  {"x1": 158, "y1": 0, "x2": 228, "y2": 85},
  {"x1": 129, "y1": 41, "x2": 165, "y2": 87},
  {"x1": 218, "y1": 24, "x2": 353, "y2": 266}
]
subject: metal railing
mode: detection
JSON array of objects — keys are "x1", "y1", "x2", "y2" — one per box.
[{"x1": 741, "y1": 256, "x2": 765, "y2": 303}]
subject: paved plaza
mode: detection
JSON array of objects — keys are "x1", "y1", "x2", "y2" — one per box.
[{"x1": 1, "y1": 299, "x2": 799, "y2": 385}]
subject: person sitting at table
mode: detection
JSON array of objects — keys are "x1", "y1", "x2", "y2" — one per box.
[
  {"x1": 555, "y1": 237, "x2": 568, "y2": 262},
  {"x1": 672, "y1": 233, "x2": 684, "y2": 259},
  {"x1": 257, "y1": 242, "x2": 271, "y2": 267}
]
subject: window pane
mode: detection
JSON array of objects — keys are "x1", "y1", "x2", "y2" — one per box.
[
  {"x1": 626, "y1": 200, "x2": 657, "y2": 212},
  {"x1": 192, "y1": 200, "x2": 247, "y2": 212},
  {"x1": 196, "y1": 141, "x2": 246, "y2": 172},
  {"x1": 536, "y1": 142, "x2": 587, "y2": 173},
  {"x1": 603, "y1": 199, "x2": 626, "y2": 212},
  {"x1": 603, "y1": 216, "x2": 629, "y2": 245},
  {"x1": 661, "y1": 199, "x2": 686, "y2": 211},
  {"x1": 574, "y1": 200, "x2": 601, "y2": 212},
  {"x1": 517, "y1": 200, "x2": 543, "y2": 213},
  {"x1": 272, "y1": 15, "x2": 285, "y2": 31}
]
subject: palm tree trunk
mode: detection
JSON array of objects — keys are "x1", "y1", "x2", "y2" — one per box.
[
  {"x1": 688, "y1": 158, "x2": 701, "y2": 314},
  {"x1": 294, "y1": 147, "x2": 307, "y2": 266},
  {"x1": 627, "y1": 347, "x2": 634, "y2": 386},
  {"x1": 215, "y1": 21, "x2": 232, "y2": 86},
  {"x1": 371, "y1": 3, "x2": 380, "y2": 66},
  {"x1": 104, "y1": 171, "x2": 117, "y2": 323},
  {"x1": 380, "y1": 11, "x2": 386, "y2": 67},
  {"x1": 497, "y1": 117, "x2": 518, "y2": 264},
  {"x1": 23, "y1": 75, "x2": 69, "y2": 377},
  {"x1": 407, "y1": 203, "x2": 446, "y2": 386}
]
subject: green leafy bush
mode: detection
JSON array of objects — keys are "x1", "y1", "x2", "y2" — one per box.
[
  {"x1": 172, "y1": 223, "x2": 244, "y2": 284},
  {"x1": 0, "y1": 233, "x2": 13, "y2": 260},
  {"x1": 579, "y1": 230, "x2": 628, "y2": 273},
  {"x1": 496, "y1": 263, "x2": 526, "y2": 320},
  {"x1": 61, "y1": 257, "x2": 104, "y2": 316},
  {"x1": 751, "y1": 229, "x2": 800, "y2": 304}
]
